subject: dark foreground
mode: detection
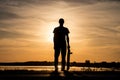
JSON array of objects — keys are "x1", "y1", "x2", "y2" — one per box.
[{"x1": 0, "y1": 70, "x2": 120, "y2": 80}]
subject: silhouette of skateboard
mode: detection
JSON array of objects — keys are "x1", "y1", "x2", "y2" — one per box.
[{"x1": 67, "y1": 47, "x2": 72, "y2": 71}]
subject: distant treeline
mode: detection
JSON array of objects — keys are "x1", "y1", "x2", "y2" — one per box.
[
  {"x1": 0, "y1": 61, "x2": 54, "y2": 66},
  {"x1": 0, "y1": 61, "x2": 119, "y2": 68},
  {"x1": 71, "y1": 62, "x2": 120, "y2": 68}
]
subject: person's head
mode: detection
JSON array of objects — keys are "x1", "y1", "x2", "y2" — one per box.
[{"x1": 59, "y1": 18, "x2": 64, "y2": 26}]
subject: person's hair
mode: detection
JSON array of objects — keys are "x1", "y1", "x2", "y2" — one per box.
[{"x1": 59, "y1": 18, "x2": 64, "y2": 24}]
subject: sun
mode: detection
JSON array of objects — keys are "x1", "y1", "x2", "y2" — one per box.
[
  {"x1": 47, "y1": 30, "x2": 54, "y2": 42},
  {"x1": 43, "y1": 22, "x2": 58, "y2": 43}
]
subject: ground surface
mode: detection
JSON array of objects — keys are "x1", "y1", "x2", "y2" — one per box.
[{"x1": 0, "y1": 70, "x2": 120, "y2": 80}]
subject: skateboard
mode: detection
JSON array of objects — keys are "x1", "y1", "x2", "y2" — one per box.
[{"x1": 67, "y1": 47, "x2": 72, "y2": 71}]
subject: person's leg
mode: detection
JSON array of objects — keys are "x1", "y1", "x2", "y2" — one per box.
[
  {"x1": 61, "y1": 47, "x2": 66, "y2": 71},
  {"x1": 54, "y1": 48, "x2": 60, "y2": 71}
]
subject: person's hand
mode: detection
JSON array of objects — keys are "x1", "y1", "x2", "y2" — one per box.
[{"x1": 68, "y1": 45, "x2": 70, "y2": 48}]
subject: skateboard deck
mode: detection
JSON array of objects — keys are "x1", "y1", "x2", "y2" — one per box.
[{"x1": 67, "y1": 47, "x2": 72, "y2": 71}]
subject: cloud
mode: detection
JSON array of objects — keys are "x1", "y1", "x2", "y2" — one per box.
[
  {"x1": 0, "y1": 0, "x2": 120, "y2": 62},
  {"x1": 0, "y1": 30, "x2": 20, "y2": 39},
  {"x1": 0, "y1": 39, "x2": 41, "y2": 49},
  {"x1": 67, "y1": 2, "x2": 120, "y2": 49},
  {"x1": 0, "y1": 0, "x2": 55, "y2": 20},
  {"x1": 0, "y1": 29, "x2": 38, "y2": 39},
  {"x1": 0, "y1": 0, "x2": 55, "y2": 7},
  {"x1": 62, "y1": 0, "x2": 120, "y2": 6},
  {"x1": 0, "y1": 10, "x2": 22, "y2": 20}
]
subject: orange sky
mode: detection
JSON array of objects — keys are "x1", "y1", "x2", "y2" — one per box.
[{"x1": 0, "y1": 0, "x2": 120, "y2": 62}]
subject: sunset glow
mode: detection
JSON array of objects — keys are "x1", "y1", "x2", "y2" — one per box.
[{"x1": 0, "y1": 0, "x2": 120, "y2": 62}]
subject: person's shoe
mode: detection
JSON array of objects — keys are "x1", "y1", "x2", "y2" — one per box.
[
  {"x1": 61, "y1": 67, "x2": 65, "y2": 71},
  {"x1": 55, "y1": 67, "x2": 58, "y2": 72}
]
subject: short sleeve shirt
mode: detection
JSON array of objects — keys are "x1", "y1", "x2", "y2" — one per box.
[{"x1": 53, "y1": 26, "x2": 69, "y2": 44}]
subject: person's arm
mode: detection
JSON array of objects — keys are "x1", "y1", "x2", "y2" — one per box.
[
  {"x1": 66, "y1": 34, "x2": 70, "y2": 48},
  {"x1": 53, "y1": 34, "x2": 56, "y2": 49},
  {"x1": 53, "y1": 28, "x2": 55, "y2": 49}
]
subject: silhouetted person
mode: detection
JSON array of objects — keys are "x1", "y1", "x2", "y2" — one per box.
[{"x1": 53, "y1": 18, "x2": 70, "y2": 71}]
